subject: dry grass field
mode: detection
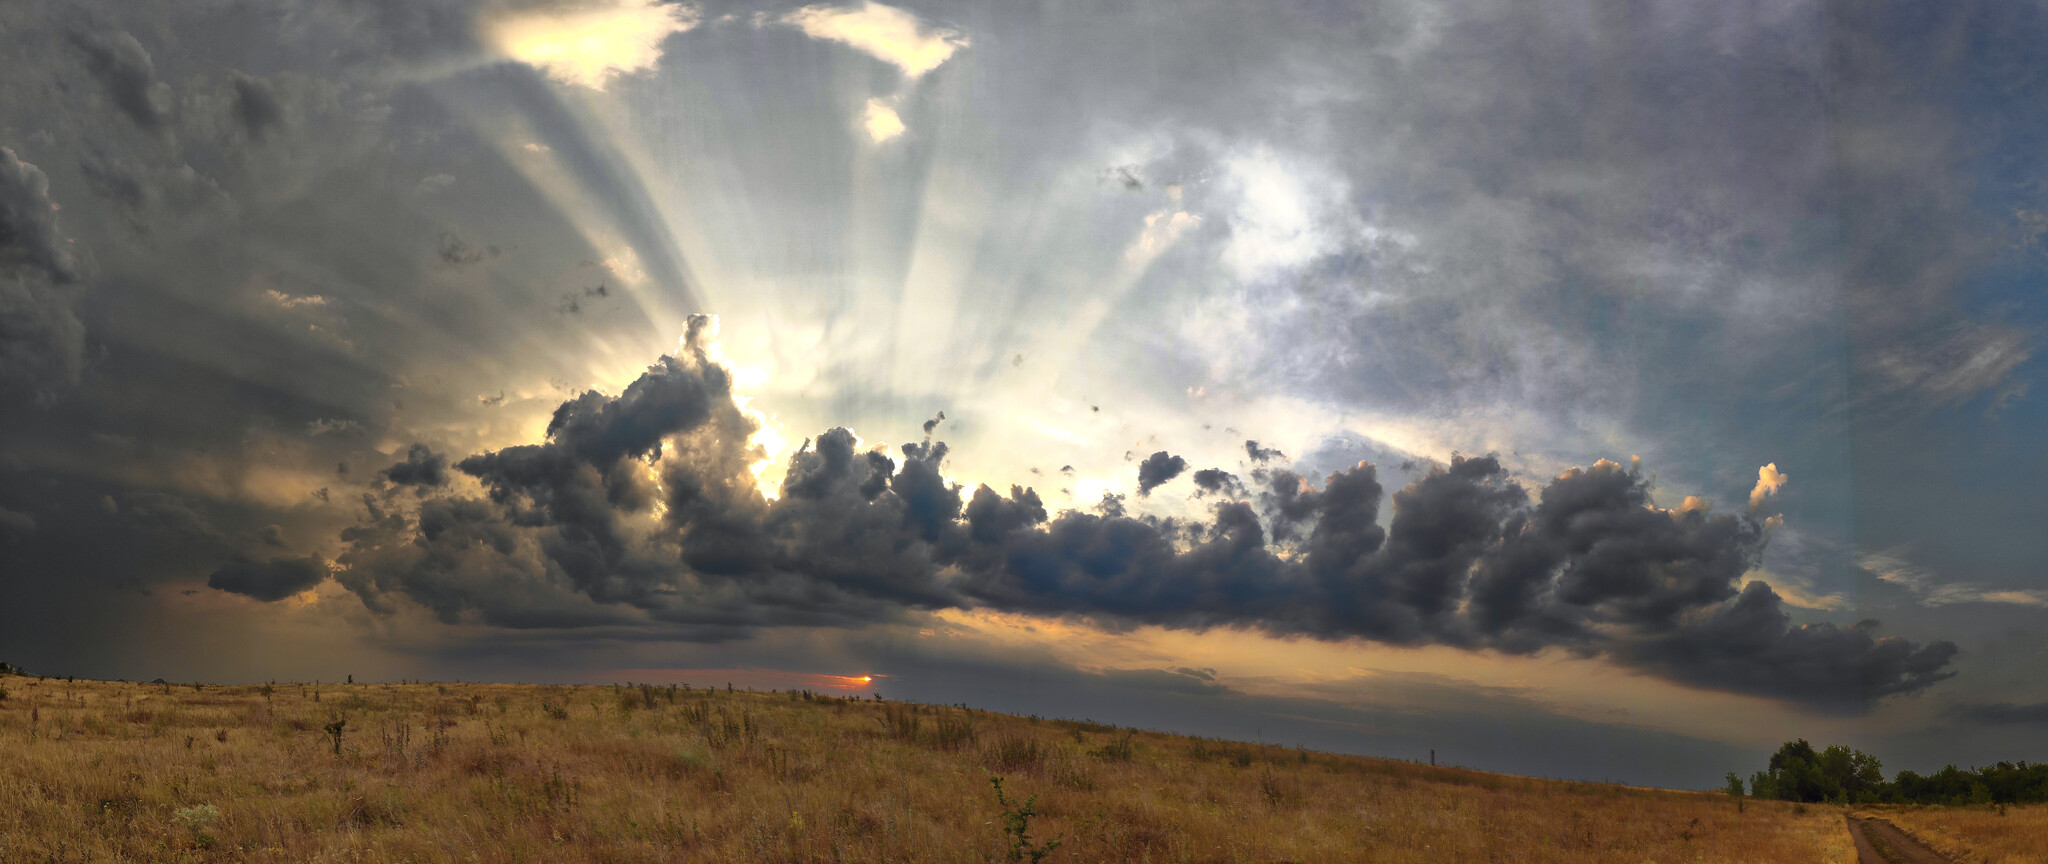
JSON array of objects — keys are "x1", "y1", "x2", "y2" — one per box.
[
  {"x1": 0, "y1": 673, "x2": 1857, "y2": 863},
  {"x1": 1869, "y1": 804, "x2": 2048, "y2": 864}
]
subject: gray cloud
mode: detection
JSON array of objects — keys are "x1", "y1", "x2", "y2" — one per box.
[
  {"x1": 1135, "y1": 450, "x2": 1187, "y2": 495},
  {"x1": 381, "y1": 443, "x2": 449, "y2": 487},
  {"x1": 1954, "y1": 701, "x2": 2048, "y2": 727},
  {"x1": 0, "y1": 506, "x2": 36, "y2": 537},
  {"x1": 68, "y1": 30, "x2": 174, "y2": 130},
  {"x1": 229, "y1": 71, "x2": 283, "y2": 140},
  {"x1": 0, "y1": 146, "x2": 83, "y2": 395},
  {"x1": 1190, "y1": 467, "x2": 1242, "y2": 498},
  {"x1": 207, "y1": 554, "x2": 328, "y2": 601},
  {"x1": 0, "y1": 147, "x2": 75, "y2": 281},
  {"x1": 437, "y1": 231, "x2": 497, "y2": 267}
]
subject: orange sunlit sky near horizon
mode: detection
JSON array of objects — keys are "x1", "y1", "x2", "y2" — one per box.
[{"x1": 598, "y1": 668, "x2": 884, "y2": 693}]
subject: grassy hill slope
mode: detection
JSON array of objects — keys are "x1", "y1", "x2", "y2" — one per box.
[{"x1": 0, "y1": 675, "x2": 1855, "y2": 862}]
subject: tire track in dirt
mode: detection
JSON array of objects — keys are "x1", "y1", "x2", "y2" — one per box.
[{"x1": 1849, "y1": 815, "x2": 1953, "y2": 864}]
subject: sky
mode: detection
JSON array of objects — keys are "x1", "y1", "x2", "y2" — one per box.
[{"x1": 1, "y1": 0, "x2": 2045, "y2": 790}]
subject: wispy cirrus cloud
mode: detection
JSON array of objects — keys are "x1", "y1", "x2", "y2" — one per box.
[{"x1": 1861, "y1": 547, "x2": 2048, "y2": 608}]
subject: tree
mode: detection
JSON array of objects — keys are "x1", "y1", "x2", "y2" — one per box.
[
  {"x1": 1817, "y1": 744, "x2": 1885, "y2": 803},
  {"x1": 1724, "y1": 773, "x2": 1746, "y2": 812},
  {"x1": 1749, "y1": 770, "x2": 1779, "y2": 801},
  {"x1": 1765, "y1": 739, "x2": 1842, "y2": 803}
]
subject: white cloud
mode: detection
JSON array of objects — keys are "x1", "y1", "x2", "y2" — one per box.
[
  {"x1": 863, "y1": 98, "x2": 905, "y2": 142},
  {"x1": 1748, "y1": 462, "x2": 1787, "y2": 514},
  {"x1": 1219, "y1": 147, "x2": 1355, "y2": 283},
  {"x1": 780, "y1": 2, "x2": 967, "y2": 78},
  {"x1": 1862, "y1": 547, "x2": 2048, "y2": 607},
  {"x1": 264, "y1": 289, "x2": 328, "y2": 309},
  {"x1": 484, "y1": 0, "x2": 699, "y2": 90}
]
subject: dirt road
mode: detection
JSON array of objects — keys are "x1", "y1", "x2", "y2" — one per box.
[{"x1": 1848, "y1": 816, "x2": 1952, "y2": 864}]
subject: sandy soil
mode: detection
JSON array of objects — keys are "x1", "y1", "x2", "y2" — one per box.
[{"x1": 1850, "y1": 816, "x2": 1953, "y2": 864}]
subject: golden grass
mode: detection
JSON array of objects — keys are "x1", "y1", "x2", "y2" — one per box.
[
  {"x1": 1868, "y1": 803, "x2": 2048, "y2": 863},
  {"x1": 0, "y1": 674, "x2": 1854, "y2": 863}
]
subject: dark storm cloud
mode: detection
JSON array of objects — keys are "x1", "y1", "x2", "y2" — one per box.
[
  {"x1": 922, "y1": 410, "x2": 945, "y2": 435},
  {"x1": 206, "y1": 554, "x2": 327, "y2": 601},
  {"x1": 68, "y1": 29, "x2": 175, "y2": 130},
  {"x1": 0, "y1": 146, "x2": 85, "y2": 394},
  {"x1": 1245, "y1": 440, "x2": 1284, "y2": 463},
  {"x1": 381, "y1": 443, "x2": 450, "y2": 487},
  {"x1": 1621, "y1": 582, "x2": 1958, "y2": 710},
  {"x1": 1135, "y1": 450, "x2": 1187, "y2": 495},
  {"x1": 285, "y1": 339, "x2": 1957, "y2": 709}
]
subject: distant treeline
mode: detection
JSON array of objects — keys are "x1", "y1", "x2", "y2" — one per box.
[{"x1": 1731, "y1": 739, "x2": 2048, "y2": 805}]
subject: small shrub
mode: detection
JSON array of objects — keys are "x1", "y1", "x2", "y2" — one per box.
[
  {"x1": 990, "y1": 775, "x2": 1063, "y2": 863},
  {"x1": 1092, "y1": 731, "x2": 1135, "y2": 763},
  {"x1": 174, "y1": 803, "x2": 221, "y2": 848},
  {"x1": 540, "y1": 701, "x2": 570, "y2": 721}
]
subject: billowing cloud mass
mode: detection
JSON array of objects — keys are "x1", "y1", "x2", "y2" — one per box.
[
  {"x1": 68, "y1": 30, "x2": 173, "y2": 130},
  {"x1": 1749, "y1": 463, "x2": 1787, "y2": 514},
  {"x1": 1190, "y1": 468, "x2": 1243, "y2": 498},
  {"x1": 485, "y1": 0, "x2": 700, "y2": 90},
  {"x1": 780, "y1": 1, "x2": 968, "y2": 78},
  {"x1": 0, "y1": 146, "x2": 83, "y2": 394},
  {"x1": 293, "y1": 327, "x2": 1952, "y2": 709},
  {"x1": 382, "y1": 444, "x2": 451, "y2": 488}
]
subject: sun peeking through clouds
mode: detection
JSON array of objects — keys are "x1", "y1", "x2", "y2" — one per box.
[
  {"x1": 485, "y1": 0, "x2": 699, "y2": 90},
  {"x1": 685, "y1": 317, "x2": 793, "y2": 501}
]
